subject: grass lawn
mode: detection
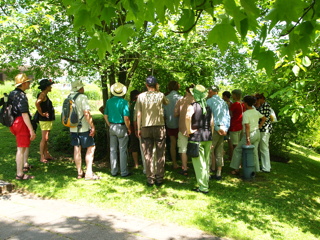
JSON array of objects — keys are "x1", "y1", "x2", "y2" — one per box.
[{"x1": 0, "y1": 115, "x2": 319, "y2": 240}]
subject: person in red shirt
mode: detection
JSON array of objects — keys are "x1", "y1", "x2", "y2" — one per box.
[{"x1": 229, "y1": 89, "x2": 245, "y2": 172}]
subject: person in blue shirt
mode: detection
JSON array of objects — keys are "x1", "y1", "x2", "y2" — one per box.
[
  {"x1": 104, "y1": 82, "x2": 131, "y2": 177},
  {"x1": 163, "y1": 81, "x2": 182, "y2": 169},
  {"x1": 206, "y1": 85, "x2": 230, "y2": 180}
]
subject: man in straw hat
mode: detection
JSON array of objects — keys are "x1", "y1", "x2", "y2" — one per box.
[
  {"x1": 135, "y1": 76, "x2": 169, "y2": 187},
  {"x1": 9, "y1": 73, "x2": 36, "y2": 180},
  {"x1": 70, "y1": 80, "x2": 100, "y2": 180},
  {"x1": 207, "y1": 84, "x2": 230, "y2": 180},
  {"x1": 186, "y1": 84, "x2": 214, "y2": 194},
  {"x1": 104, "y1": 82, "x2": 131, "y2": 177}
]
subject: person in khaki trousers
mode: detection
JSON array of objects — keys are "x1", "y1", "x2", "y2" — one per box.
[{"x1": 135, "y1": 76, "x2": 169, "y2": 187}]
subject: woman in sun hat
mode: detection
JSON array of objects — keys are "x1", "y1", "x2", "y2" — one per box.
[
  {"x1": 35, "y1": 78, "x2": 56, "y2": 163},
  {"x1": 9, "y1": 73, "x2": 36, "y2": 180},
  {"x1": 185, "y1": 84, "x2": 214, "y2": 194}
]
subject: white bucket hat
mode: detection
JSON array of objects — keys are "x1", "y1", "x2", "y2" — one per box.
[
  {"x1": 110, "y1": 82, "x2": 127, "y2": 97},
  {"x1": 71, "y1": 80, "x2": 85, "y2": 92}
]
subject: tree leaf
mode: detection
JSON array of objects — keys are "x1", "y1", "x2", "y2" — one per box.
[
  {"x1": 207, "y1": 23, "x2": 238, "y2": 53},
  {"x1": 240, "y1": 0, "x2": 260, "y2": 17},
  {"x1": 302, "y1": 56, "x2": 311, "y2": 67},
  {"x1": 257, "y1": 50, "x2": 275, "y2": 75},
  {"x1": 113, "y1": 25, "x2": 135, "y2": 47},
  {"x1": 177, "y1": 9, "x2": 195, "y2": 31},
  {"x1": 292, "y1": 64, "x2": 300, "y2": 77}
]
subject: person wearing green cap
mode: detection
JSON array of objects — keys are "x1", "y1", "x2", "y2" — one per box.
[{"x1": 185, "y1": 85, "x2": 214, "y2": 194}]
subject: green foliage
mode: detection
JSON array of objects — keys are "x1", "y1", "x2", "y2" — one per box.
[{"x1": 51, "y1": 114, "x2": 108, "y2": 161}]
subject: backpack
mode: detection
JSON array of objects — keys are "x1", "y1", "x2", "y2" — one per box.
[
  {"x1": 61, "y1": 93, "x2": 83, "y2": 128},
  {"x1": 0, "y1": 93, "x2": 15, "y2": 127}
]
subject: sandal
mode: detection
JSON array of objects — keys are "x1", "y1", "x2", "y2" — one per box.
[
  {"x1": 23, "y1": 165, "x2": 34, "y2": 172},
  {"x1": 77, "y1": 172, "x2": 85, "y2": 179},
  {"x1": 231, "y1": 169, "x2": 240, "y2": 175},
  {"x1": 85, "y1": 173, "x2": 101, "y2": 180},
  {"x1": 16, "y1": 174, "x2": 35, "y2": 180},
  {"x1": 40, "y1": 159, "x2": 48, "y2": 163},
  {"x1": 178, "y1": 169, "x2": 188, "y2": 176}
]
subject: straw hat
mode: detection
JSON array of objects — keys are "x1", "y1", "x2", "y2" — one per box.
[
  {"x1": 15, "y1": 73, "x2": 32, "y2": 87},
  {"x1": 71, "y1": 80, "x2": 85, "y2": 92},
  {"x1": 110, "y1": 82, "x2": 127, "y2": 97}
]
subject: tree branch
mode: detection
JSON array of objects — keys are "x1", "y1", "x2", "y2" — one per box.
[
  {"x1": 280, "y1": 0, "x2": 316, "y2": 37},
  {"x1": 172, "y1": 10, "x2": 203, "y2": 34}
]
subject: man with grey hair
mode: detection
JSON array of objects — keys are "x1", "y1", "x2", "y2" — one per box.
[
  {"x1": 69, "y1": 80, "x2": 100, "y2": 180},
  {"x1": 207, "y1": 85, "x2": 230, "y2": 180}
]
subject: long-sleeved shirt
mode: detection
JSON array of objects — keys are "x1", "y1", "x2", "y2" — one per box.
[{"x1": 207, "y1": 95, "x2": 230, "y2": 132}]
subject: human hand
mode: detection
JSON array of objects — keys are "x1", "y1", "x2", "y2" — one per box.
[
  {"x1": 43, "y1": 112, "x2": 49, "y2": 118},
  {"x1": 30, "y1": 131, "x2": 36, "y2": 141},
  {"x1": 218, "y1": 129, "x2": 227, "y2": 136},
  {"x1": 89, "y1": 127, "x2": 95, "y2": 137}
]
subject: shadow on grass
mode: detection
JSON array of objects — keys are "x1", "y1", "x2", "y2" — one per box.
[{"x1": 1, "y1": 119, "x2": 320, "y2": 240}]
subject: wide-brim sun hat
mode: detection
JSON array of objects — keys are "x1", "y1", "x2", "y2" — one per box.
[
  {"x1": 190, "y1": 84, "x2": 208, "y2": 99},
  {"x1": 38, "y1": 78, "x2": 54, "y2": 90},
  {"x1": 15, "y1": 73, "x2": 32, "y2": 87},
  {"x1": 111, "y1": 82, "x2": 127, "y2": 97},
  {"x1": 71, "y1": 80, "x2": 85, "y2": 92}
]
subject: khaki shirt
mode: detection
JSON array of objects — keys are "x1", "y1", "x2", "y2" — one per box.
[{"x1": 136, "y1": 91, "x2": 169, "y2": 128}]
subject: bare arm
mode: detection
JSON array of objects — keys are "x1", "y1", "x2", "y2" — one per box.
[
  {"x1": 35, "y1": 92, "x2": 49, "y2": 118},
  {"x1": 84, "y1": 110, "x2": 95, "y2": 137},
  {"x1": 245, "y1": 123, "x2": 250, "y2": 145},
  {"x1": 124, "y1": 116, "x2": 131, "y2": 135},
  {"x1": 22, "y1": 113, "x2": 36, "y2": 141},
  {"x1": 259, "y1": 116, "x2": 266, "y2": 129},
  {"x1": 104, "y1": 114, "x2": 110, "y2": 127}
]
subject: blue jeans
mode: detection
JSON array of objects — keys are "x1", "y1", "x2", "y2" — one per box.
[{"x1": 109, "y1": 124, "x2": 129, "y2": 176}]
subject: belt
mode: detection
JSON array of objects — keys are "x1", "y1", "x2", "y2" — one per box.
[{"x1": 110, "y1": 122, "x2": 125, "y2": 125}]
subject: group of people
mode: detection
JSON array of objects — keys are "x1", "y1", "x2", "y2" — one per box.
[
  {"x1": 8, "y1": 73, "x2": 274, "y2": 194},
  {"x1": 8, "y1": 73, "x2": 99, "y2": 180}
]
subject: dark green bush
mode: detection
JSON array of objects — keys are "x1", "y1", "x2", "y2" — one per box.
[{"x1": 51, "y1": 115, "x2": 109, "y2": 162}]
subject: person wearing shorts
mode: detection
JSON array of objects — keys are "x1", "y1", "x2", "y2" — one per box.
[
  {"x1": 69, "y1": 80, "x2": 100, "y2": 180},
  {"x1": 174, "y1": 84, "x2": 195, "y2": 175},
  {"x1": 229, "y1": 89, "x2": 245, "y2": 164},
  {"x1": 164, "y1": 81, "x2": 182, "y2": 169},
  {"x1": 35, "y1": 78, "x2": 55, "y2": 163},
  {"x1": 9, "y1": 73, "x2": 36, "y2": 180}
]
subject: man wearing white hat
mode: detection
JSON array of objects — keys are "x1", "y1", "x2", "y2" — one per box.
[
  {"x1": 104, "y1": 82, "x2": 131, "y2": 177},
  {"x1": 9, "y1": 73, "x2": 36, "y2": 180},
  {"x1": 70, "y1": 80, "x2": 100, "y2": 180}
]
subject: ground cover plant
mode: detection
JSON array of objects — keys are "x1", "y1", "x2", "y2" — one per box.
[{"x1": 0, "y1": 115, "x2": 319, "y2": 240}]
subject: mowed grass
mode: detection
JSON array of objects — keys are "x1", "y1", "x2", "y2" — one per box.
[{"x1": 0, "y1": 115, "x2": 319, "y2": 240}]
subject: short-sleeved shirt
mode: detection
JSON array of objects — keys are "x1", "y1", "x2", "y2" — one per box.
[
  {"x1": 9, "y1": 88, "x2": 30, "y2": 118},
  {"x1": 207, "y1": 95, "x2": 230, "y2": 132},
  {"x1": 229, "y1": 101, "x2": 245, "y2": 132},
  {"x1": 69, "y1": 93, "x2": 91, "y2": 133},
  {"x1": 174, "y1": 92, "x2": 194, "y2": 136},
  {"x1": 242, "y1": 109, "x2": 264, "y2": 133},
  {"x1": 256, "y1": 102, "x2": 273, "y2": 133},
  {"x1": 163, "y1": 90, "x2": 182, "y2": 129},
  {"x1": 104, "y1": 96, "x2": 130, "y2": 123},
  {"x1": 136, "y1": 91, "x2": 169, "y2": 127}
]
